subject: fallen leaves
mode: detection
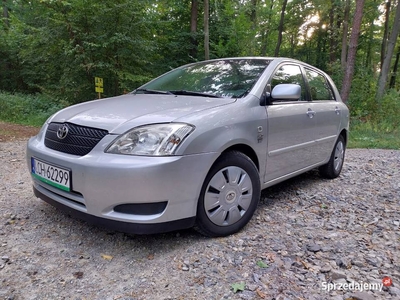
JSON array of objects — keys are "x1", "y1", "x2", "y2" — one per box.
[
  {"x1": 73, "y1": 271, "x2": 84, "y2": 279},
  {"x1": 256, "y1": 288, "x2": 266, "y2": 298},
  {"x1": 256, "y1": 260, "x2": 268, "y2": 268},
  {"x1": 298, "y1": 258, "x2": 313, "y2": 271},
  {"x1": 265, "y1": 252, "x2": 276, "y2": 263},
  {"x1": 231, "y1": 282, "x2": 245, "y2": 293},
  {"x1": 101, "y1": 254, "x2": 113, "y2": 261}
]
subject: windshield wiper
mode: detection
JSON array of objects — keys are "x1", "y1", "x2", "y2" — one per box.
[
  {"x1": 134, "y1": 88, "x2": 174, "y2": 95},
  {"x1": 233, "y1": 88, "x2": 251, "y2": 98},
  {"x1": 168, "y1": 90, "x2": 222, "y2": 98}
]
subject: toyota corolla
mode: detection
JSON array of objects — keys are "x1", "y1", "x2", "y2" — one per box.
[{"x1": 27, "y1": 57, "x2": 349, "y2": 237}]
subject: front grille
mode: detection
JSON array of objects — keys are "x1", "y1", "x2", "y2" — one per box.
[{"x1": 45, "y1": 122, "x2": 108, "y2": 156}]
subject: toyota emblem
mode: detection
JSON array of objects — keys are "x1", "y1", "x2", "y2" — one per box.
[{"x1": 57, "y1": 124, "x2": 69, "y2": 140}]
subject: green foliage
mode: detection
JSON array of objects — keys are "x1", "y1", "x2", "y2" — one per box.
[
  {"x1": 0, "y1": 91, "x2": 66, "y2": 127},
  {"x1": 256, "y1": 260, "x2": 268, "y2": 268},
  {"x1": 0, "y1": 0, "x2": 399, "y2": 151},
  {"x1": 378, "y1": 90, "x2": 400, "y2": 129},
  {"x1": 1, "y1": 0, "x2": 158, "y2": 103},
  {"x1": 210, "y1": 1, "x2": 257, "y2": 57},
  {"x1": 348, "y1": 89, "x2": 400, "y2": 150},
  {"x1": 347, "y1": 70, "x2": 377, "y2": 119},
  {"x1": 231, "y1": 282, "x2": 245, "y2": 293}
]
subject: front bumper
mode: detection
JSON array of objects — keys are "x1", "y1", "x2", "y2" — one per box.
[
  {"x1": 33, "y1": 185, "x2": 196, "y2": 234},
  {"x1": 27, "y1": 134, "x2": 219, "y2": 234}
]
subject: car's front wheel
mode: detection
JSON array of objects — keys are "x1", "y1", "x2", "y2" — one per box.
[
  {"x1": 319, "y1": 135, "x2": 346, "y2": 179},
  {"x1": 195, "y1": 151, "x2": 261, "y2": 237}
]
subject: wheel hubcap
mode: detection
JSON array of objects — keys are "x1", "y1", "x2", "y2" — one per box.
[
  {"x1": 333, "y1": 141, "x2": 344, "y2": 171},
  {"x1": 204, "y1": 166, "x2": 253, "y2": 226},
  {"x1": 225, "y1": 191, "x2": 237, "y2": 203}
]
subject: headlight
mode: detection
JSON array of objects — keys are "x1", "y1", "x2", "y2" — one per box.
[{"x1": 106, "y1": 123, "x2": 194, "y2": 156}]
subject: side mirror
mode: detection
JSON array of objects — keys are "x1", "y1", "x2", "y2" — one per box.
[
  {"x1": 259, "y1": 91, "x2": 270, "y2": 106},
  {"x1": 271, "y1": 84, "x2": 301, "y2": 101}
]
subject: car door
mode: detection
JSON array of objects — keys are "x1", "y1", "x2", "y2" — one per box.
[
  {"x1": 303, "y1": 67, "x2": 341, "y2": 163},
  {"x1": 265, "y1": 64, "x2": 317, "y2": 183}
]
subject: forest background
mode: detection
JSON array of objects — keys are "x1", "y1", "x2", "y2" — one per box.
[{"x1": 0, "y1": 0, "x2": 399, "y2": 149}]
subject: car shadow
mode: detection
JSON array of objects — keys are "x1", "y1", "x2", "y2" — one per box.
[{"x1": 259, "y1": 169, "x2": 323, "y2": 207}]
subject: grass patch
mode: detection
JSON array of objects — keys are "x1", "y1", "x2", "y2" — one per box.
[
  {"x1": 348, "y1": 119, "x2": 400, "y2": 150},
  {"x1": 0, "y1": 91, "x2": 67, "y2": 127},
  {"x1": 347, "y1": 88, "x2": 400, "y2": 150}
]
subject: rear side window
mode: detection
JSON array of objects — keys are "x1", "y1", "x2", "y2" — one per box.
[
  {"x1": 270, "y1": 64, "x2": 306, "y2": 101},
  {"x1": 305, "y1": 68, "x2": 335, "y2": 101}
]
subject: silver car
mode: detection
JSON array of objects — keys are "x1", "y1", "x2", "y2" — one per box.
[{"x1": 27, "y1": 57, "x2": 349, "y2": 237}]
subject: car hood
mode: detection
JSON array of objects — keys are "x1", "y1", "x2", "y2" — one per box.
[{"x1": 50, "y1": 94, "x2": 236, "y2": 134}]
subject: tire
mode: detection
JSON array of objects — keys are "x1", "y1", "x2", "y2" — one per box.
[
  {"x1": 319, "y1": 135, "x2": 346, "y2": 179},
  {"x1": 195, "y1": 151, "x2": 261, "y2": 237}
]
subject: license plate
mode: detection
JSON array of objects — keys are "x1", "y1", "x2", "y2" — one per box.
[{"x1": 31, "y1": 158, "x2": 71, "y2": 192}]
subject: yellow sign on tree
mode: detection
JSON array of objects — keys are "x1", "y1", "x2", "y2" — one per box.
[{"x1": 95, "y1": 77, "x2": 103, "y2": 98}]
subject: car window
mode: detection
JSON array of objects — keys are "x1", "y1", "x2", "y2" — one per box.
[
  {"x1": 140, "y1": 59, "x2": 271, "y2": 98},
  {"x1": 270, "y1": 64, "x2": 306, "y2": 101},
  {"x1": 305, "y1": 68, "x2": 335, "y2": 101}
]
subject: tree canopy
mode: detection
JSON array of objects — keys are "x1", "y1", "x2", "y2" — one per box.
[{"x1": 1, "y1": 0, "x2": 399, "y2": 110}]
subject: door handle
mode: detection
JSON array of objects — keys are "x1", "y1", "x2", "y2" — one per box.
[
  {"x1": 307, "y1": 108, "x2": 316, "y2": 118},
  {"x1": 335, "y1": 107, "x2": 341, "y2": 115}
]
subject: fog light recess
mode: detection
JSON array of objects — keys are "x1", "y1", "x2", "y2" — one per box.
[{"x1": 114, "y1": 202, "x2": 167, "y2": 215}]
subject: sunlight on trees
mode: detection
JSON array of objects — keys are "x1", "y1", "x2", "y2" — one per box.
[{"x1": 0, "y1": 0, "x2": 399, "y2": 112}]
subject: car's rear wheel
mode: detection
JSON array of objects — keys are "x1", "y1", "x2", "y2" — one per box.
[
  {"x1": 195, "y1": 151, "x2": 260, "y2": 237},
  {"x1": 319, "y1": 135, "x2": 346, "y2": 179}
]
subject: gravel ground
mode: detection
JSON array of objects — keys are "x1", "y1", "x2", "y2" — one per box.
[{"x1": 0, "y1": 140, "x2": 399, "y2": 300}]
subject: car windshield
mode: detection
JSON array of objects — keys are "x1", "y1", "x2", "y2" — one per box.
[{"x1": 138, "y1": 59, "x2": 271, "y2": 98}]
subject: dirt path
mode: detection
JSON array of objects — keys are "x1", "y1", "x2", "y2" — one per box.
[{"x1": 0, "y1": 122, "x2": 39, "y2": 142}]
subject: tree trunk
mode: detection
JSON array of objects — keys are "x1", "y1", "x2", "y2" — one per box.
[
  {"x1": 389, "y1": 45, "x2": 400, "y2": 88},
  {"x1": 376, "y1": 2, "x2": 400, "y2": 100},
  {"x1": 364, "y1": 19, "x2": 374, "y2": 67},
  {"x1": 380, "y1": 1, "x2": 391, "y2": 68},
  {"x1": 340, "y1": 0, "x2": 365, "y2": 103},
  {"x1": 3, "y1": 0, "x2": 9, "y2": 29},
  {"x1": 190, "y1": 0, "x2": 198, "y2": 59},
  {"x1": 250, "y1": 0, "x2": 258, "y2": 29},
  {"x1": 274, "y1": 0, "x2": 288, "y2": 56},
  {"x1": 316, "y1": 26, "x2": 324, "y2": 68},
  {"x1": 329, "y1": 1, "x2": 336, "y2": 63},
  {"x1": 204, "y1": 0, "x2": 209, "y2": 60},
  {"x1": 340, "y1": 0, "x2": 350, "y2": 69},
  {"x1": 260, "y1": 0, "x2": 274, "y2": 56}
]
